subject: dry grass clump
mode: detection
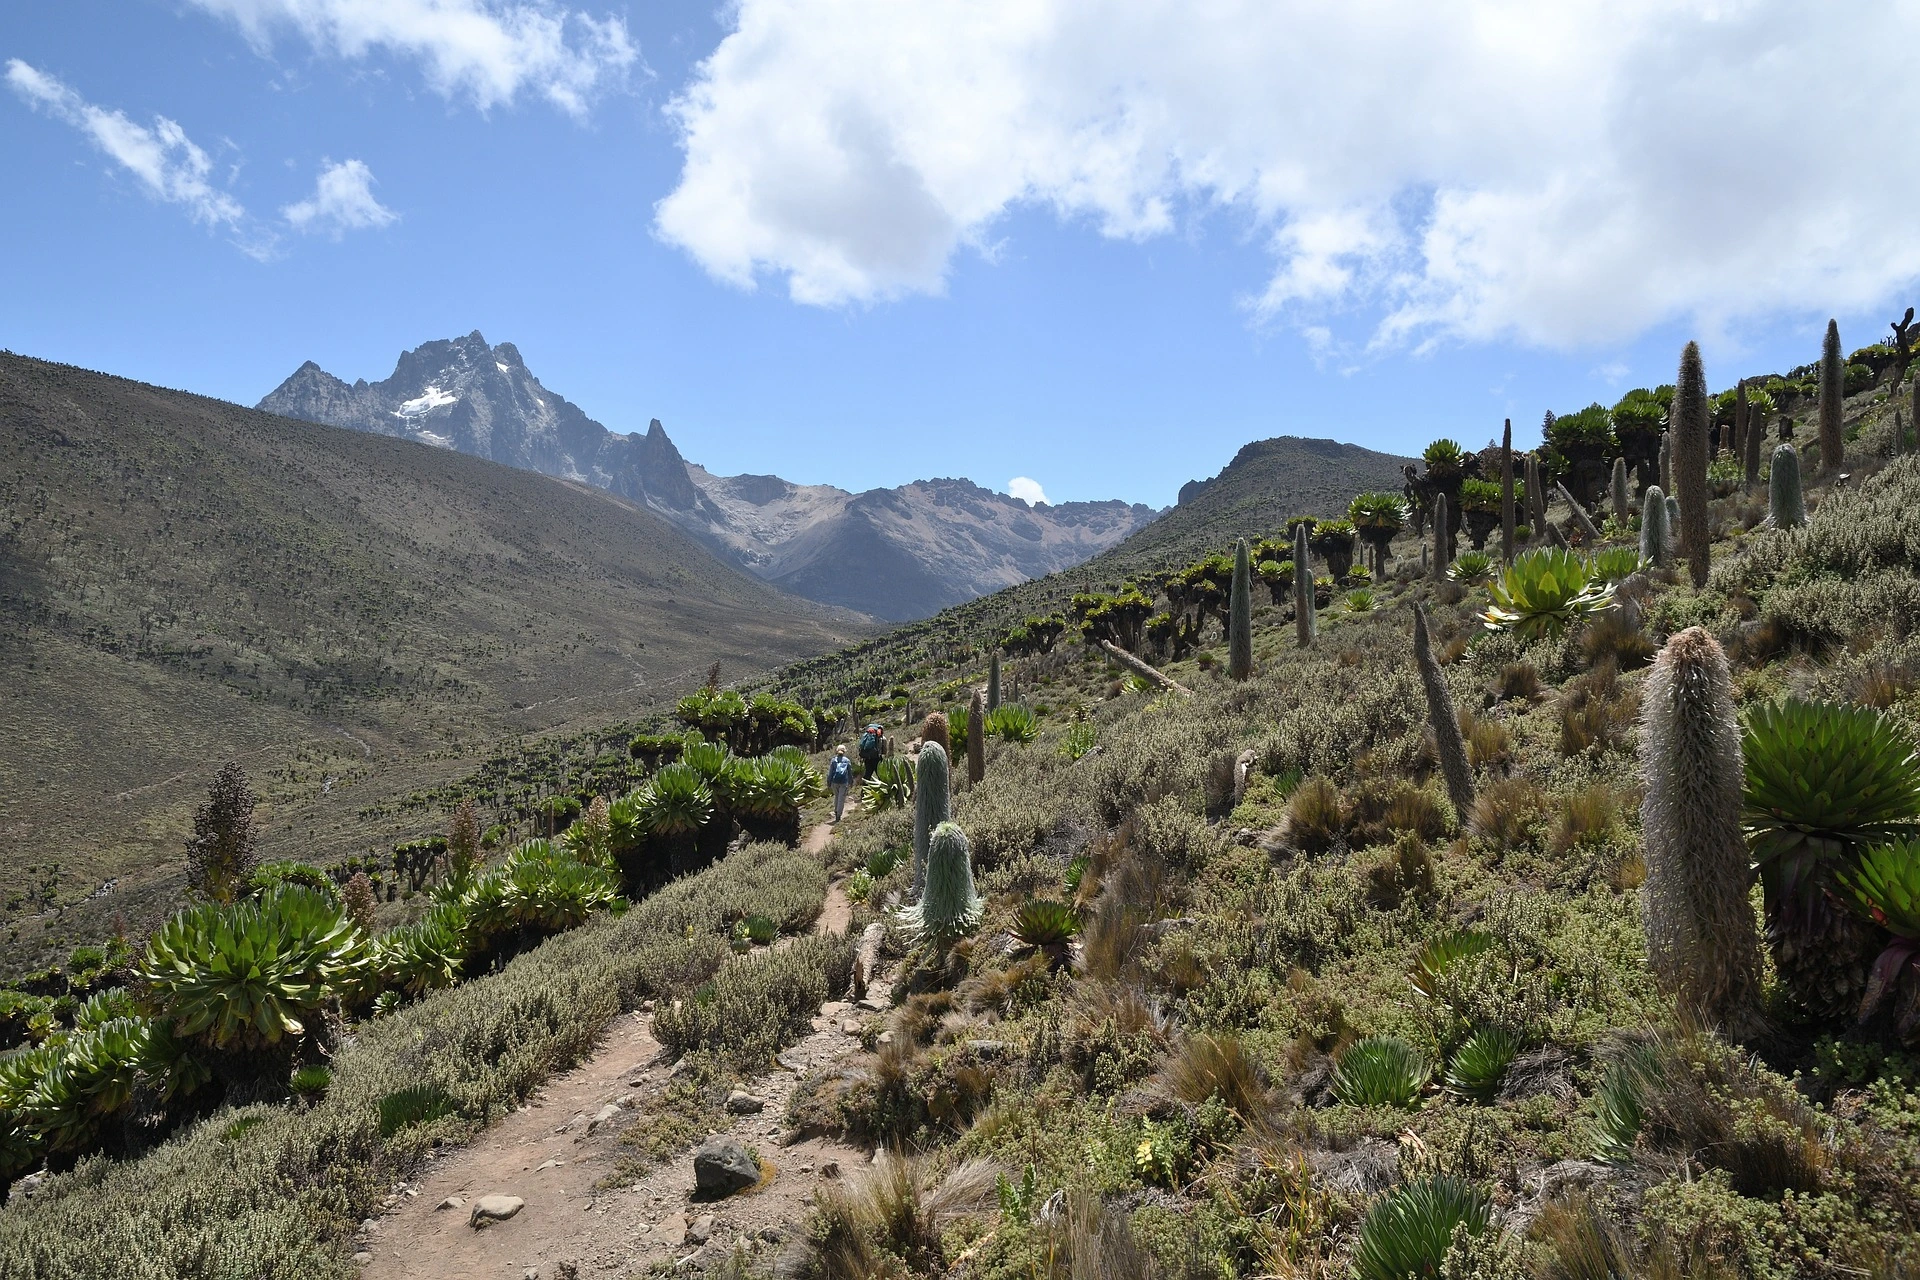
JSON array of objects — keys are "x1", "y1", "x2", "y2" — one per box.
[
  {"x1": 1559, "y1": 659, "x2": 1640, "y2": 756},
  {"x1": 1579, "y1": 611, "x2": 1657, "y2": 670},
  {"x1": 1284, "y1": 775, "x2": 1345, "y2": 852},
  {"x1": 1458, "y1": 709, "x2": 1513, "y2": 771},
  {"x1": 810, "y1": 1152, "x2": 1000, "y2": 1279},
  {"x1": 1361, "y1": 833, "x2": 1437, "y2": 909},
  {"x1": 1467, "y1": 776, "x2": 1549, "y2": 850},
  {"x1": 1159, "y1": 1032, "x2": 1269, "y2": 1120},
  {"x1": 1552, "y1": 784, "x2": 1623, "y2": 855},
  {"x1": 1494, "y1": 661, "x2": 1543, "y2": 701}
]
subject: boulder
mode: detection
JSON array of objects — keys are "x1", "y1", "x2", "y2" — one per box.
[
  {"x1": 693, "y1": 1137, "x2": 761, "y2": 1197},
  {"x1": 724, "y1": 1090, "x2": 764, "y2": 1115}
]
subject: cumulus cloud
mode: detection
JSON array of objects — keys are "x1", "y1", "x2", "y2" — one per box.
[
  {"x1": 7, "y1": 59, "x2": 253, "y2": 237},
  {"x1": 1007, "y1": 477, "x2": 1048, "y2": 506},
  {"x1": 187, "y1": 0, "x2": 637, "y2": 117},
  {"x1": 656, "y1": 1, "x2": 1920, "y2": 349},
  {"x1": 283, "y1": 158, "x2": 397, "y2": 234}
]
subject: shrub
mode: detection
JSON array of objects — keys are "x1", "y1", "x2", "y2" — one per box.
[
  {"x1": 1331, "y1": 1035, "x2": 1430, "y2": 1108},
  {"x1": 1833, "y1": 838, "x2": 1920, "y2": 1019},
  {"x1": 652, "y1": 935, "x2": 853, "y2": 1067},
  {"x1": 1352, "y1": 1177, "x2": 1491, "y2": 1280},
  {"x1": 1058, "y1": 721, "x2": 1097, "y2": 762},
  {"x1": 1479, "y1": 548, "x2": 1616, "y2": 641},
  {"x1": 646, "y1": 763, "x2": 715, "y2": 836}
]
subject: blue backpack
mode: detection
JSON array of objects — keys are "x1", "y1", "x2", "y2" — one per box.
[{"x1": 828, "y1": 756, "x2": 852, "y2": 784}]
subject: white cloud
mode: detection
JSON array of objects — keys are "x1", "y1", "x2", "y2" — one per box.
[
  {"x1": 188, "y1": 0, "x2": 637, "y2": 117},
  {"x1": 7, "y1": 59, "x2": 254, "y2": 239},
  {"x1": 656, "y1": 1, "x2": 1920, "y2": 350},
  {"x1": 1007, "y1": 477, "x2": 1048, "y2": 506},
  {"x1": 284, "y1": 158, "x2": 397, "y2": 234}
]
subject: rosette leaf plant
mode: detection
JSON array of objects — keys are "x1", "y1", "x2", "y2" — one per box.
[
  {"x1": 138, "y1": 885, "x2": 366, "y2": 1051},
  {"x1": 1744, "y1": 700, "x2": 1920, "y2": 1018},
  {"x1": 1352, "y1": 1177, "x2": 1491, "y2": 1280},
  {"x1": 1835, "y1": 839, "x2": 1920, "y2": 1025},
  {"x1": 373, "y1": 902, "x2": 469, "y2": 999},
  {"x1": 1478, "y1": 548, "x2": 1616, "y2": 641},
  {"x1": 644, "y1": 763, "x2": 714, "y2": 837},
  {"x1": 900, "y1": 821, "x2": 984, "y2": 943},
  {"x1": 1348, "y1": 492, "x2": 1406, "y2": 575}
]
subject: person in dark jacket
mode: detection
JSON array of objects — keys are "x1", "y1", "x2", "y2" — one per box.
[{"x1": 858, "y1": 723, "x2": 884, "y2": 779}]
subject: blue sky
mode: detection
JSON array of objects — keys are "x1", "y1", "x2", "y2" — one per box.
[{"x1": 4, "y1": 1, "x2": 1916, "y2": 508}]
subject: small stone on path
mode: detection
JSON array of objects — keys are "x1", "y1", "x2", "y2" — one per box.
[
  {"x1": 685, "y1": 1212, "x2": 715, "y2": 1245},
  {"x1": 434, "y1": 1195, "x2": 465, "y2": 1211},
  {"x1": 469, "y1": 1194, "x2": 525, "y2": 1228},
  {"x1": 537, "y1": 1158, "x2": 564, "y2": 1171},
  {"x1": 587, "y1": 1102, "x2": 622, "y2": 1133},
  {"x1": 724, "y1": 1090, "x2": 763, "y2": 1114}
]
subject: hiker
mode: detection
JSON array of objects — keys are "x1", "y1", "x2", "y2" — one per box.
[
  {"x1": 827, "y1": 745, "x2": 854, "y2": 822},
  {"x1": 858, "y1": 722, "x2": 884, "y2": 779}
]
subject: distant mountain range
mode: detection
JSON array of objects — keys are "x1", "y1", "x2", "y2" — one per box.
[{"x1": 259, "y1": 333, "x2": 1159, "y2": 621}]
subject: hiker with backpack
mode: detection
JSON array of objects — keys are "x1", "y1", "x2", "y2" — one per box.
[
  {"x1": 827, "y1": 745, "x2": 854, "y2": 822},
  {"x1": 858, "y1": 722, "x2": 885, "y2": 780}
]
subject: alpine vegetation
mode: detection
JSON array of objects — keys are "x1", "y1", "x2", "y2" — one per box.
[
  {"x1": 1228, "y1": 538, "x2": 1253, "y2": 681},
  {"x1": 1673, "y1": 341, "x2": 1712, "y2": 588},
  {"x1": 1611, "y1": 456, "x2": 1630, "y2": 529},
  {"x1": 1500, "y1": 418, "x2": 1516, "y2": 561},
  {"x1": 1431, "y1": 492, "x2": 1449, "y2": 579},
  {"x1": 900, "y1": 821, "x2": 983, "y2": 943},
  {"x1": 1638, "y1": 627, "x2": 1764, "y2": 1036},
  {"x1": 988, "y1": 650, "x2": 1002, "y2": 713},
  {"x1": 1770, "y1": 442, "x2": 1806, "y2": 528},
  {"x1": 1821, "y1": 317, "x2": 1845, "y2": 473},
  {"x1": 1413, "y1": 603, "x2": 1474, "y2": 815},
  {"x1": 911, "y1": 741, "x2": 951, "y2": 896}
]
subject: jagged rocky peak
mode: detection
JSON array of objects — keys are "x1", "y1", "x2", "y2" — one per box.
[{"x1": 258, "y1": 333, "x2": 1159, "y2": 621}]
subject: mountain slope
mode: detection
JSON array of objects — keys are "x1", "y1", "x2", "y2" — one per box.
[
  {"x1": 259, "y1": 333, "x2": 1157, "y2": 620},
  {"x1": 762, "y1": 434, "x2": 1415, "y2": 698},
  {"x1": 0, "y1": 352, "x2": 864, "y2": 963}
]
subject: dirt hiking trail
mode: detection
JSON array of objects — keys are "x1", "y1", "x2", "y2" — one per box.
[{"x1": 359, "y1": 824, "x2": 874, "y2": 1279}]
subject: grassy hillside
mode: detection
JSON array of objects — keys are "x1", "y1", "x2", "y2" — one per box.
[
  {"x1": 760, "y1": 433, "x2": 1412, "y2": 703},
  {"x1": 10, "y1": 354, "x2": 1920, "y2": 1279},
  {"x1": 0, "y1": 353, "x2": 867, "y2": 967}
]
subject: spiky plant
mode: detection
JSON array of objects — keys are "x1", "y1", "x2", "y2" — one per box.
[
  {"x1": 446, "y1": 796, "x2": 482, "y2": 881},
  {"x1": 1585, "y1": 545, "x2": 1646, "y2": 585},
  {"x1": 1639, "y1": 628, "x2": 1764, "y2": 1036},
  {"x1": 1351, "y1": 1176, "x2": 1492, "y2": 1280},
  {"x1": 1413, "y1": 604, "x2": 1475, "y2": 817},
  {"x1": 987, "y1": 650, "x2": 1002, "y2": 713},
  {"x1": 1590, "y1": 1040, "x2": 1664, "y2": 1163},
  {"x1": 1012, "y1": 899, "x2": 1079, "y2": 970},
  {"x1": 1293, "y1": 523, "x2": 1315, "y2": 648},
  {"x1": 1445, "y1": 1027, "x2": 1522, "y2": 1102},
  {"x1": 1409, "y1": 929, "x2": 1496, "y2": 999},
  {"x1": 290, "y1": 1064, "x2": 333, "y2": 1098},
  {"x1": 71, "y1": 987, "x2": 138, "y2": 1030},
  {"x1": 1311, "y1": 518, "x2": 1359, "y2": 579},
  {"x1": 1769, "y1": 442, "x2": 1806, "y2": 528},
  {"x1": 1447, "y1": 551, "x2": 1494, "y2": 584},
  {"x1": 1332, "y1": 1035, "x2": 1430, "y2": 1108},
  {"x1": 1820, "y1": 317, "x2": 1844, "y2": 473},
  {"x1": 1658, "y1": 430, "x2": 1672, "y2": 494},
  {"x1": 1228, "y1": 539, "x2": 1253, "y2": 681},
  {"x1": 1743, "y1": 699, "x2": 1920, "y2": 1020},
  {"x1": 1672, "y1": 341, "x2": 1712, "y2": 587},
  {"x1": 1479, "y1": 548, "x2": 1616, "y2": 641},
  {"x1": 985, "y1": 704, "x2": 1039, "y2": 744},
  {"x1": 901, "y1": 821, "x2": 983, "y2": 943},
  {"x1": 911, "y1": 743, "x2": 952, "y2": 896},
  {"x1": 1431, "y1": 492, "x2": 1450, "y2": 577},
  {"x1": 863, "y1": 756, "x2": 915, "y2": 813},
  {"x1": 139, "y1": 885, "x2": 366, "y2": 1050},
  {"x1": 1610, "y1": 456, "x2": 1630, "y2": 529},
  {"x1": 1835, "y1": 839, "x2": 1920, "y2": 1027},
  {"x1": 378, "y1": 1083, "x2": 457, "y2": 1139}
]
